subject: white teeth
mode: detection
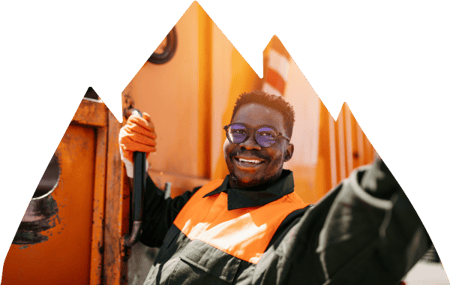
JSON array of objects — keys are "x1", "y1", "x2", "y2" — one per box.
[{"x1": 238, "y1": 158, "x2": 262, "y2": 164}]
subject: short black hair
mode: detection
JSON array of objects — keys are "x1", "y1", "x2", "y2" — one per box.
[{"x1": 231, "y1": 90, "x2": 295, "y2": 139}]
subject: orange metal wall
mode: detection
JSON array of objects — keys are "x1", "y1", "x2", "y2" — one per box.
[
  {"x1": 310, "y1": 103, "x2": 376, "y2": 203},
  {"x1": 125, "y1": 2, "x2": 375, "y2": 203},
  {"x1": 2, "y1": 99, "x2": 126, "y2": 285},
  {"x1": 2, "y1": 124, "x2": 96, "y2": 285},
  {"x1": 125, "y1": 3, "x2": 259, "y2": 191},
  {"x1": 126, "y1": 4, "x2": 206, "y2": 179}
]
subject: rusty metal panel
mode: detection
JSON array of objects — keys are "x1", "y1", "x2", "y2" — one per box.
[
  {"x1": 2, "y1": 124, "x2": 96, "y2": 285},
  {"x1": 72, "y1": 98, "x2": 108, "y2": 127},
  {"x1": 2, "y1": 99, "x2": 110, "y2": 285},
  {"x1": 90, "y1": 126, "x2": 107, "y2": 285},
  {"x1": 103, "y1": 113, "x2": 127, "y2": 285}
]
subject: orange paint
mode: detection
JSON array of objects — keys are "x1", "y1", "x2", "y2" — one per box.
[
  {"x1": 124, "y1": 3, "x2": 376, "y2": 205},
  {"x1": 103, "y1": 112, "x2": 127, "y2": 285},
  {"x1": 302, "y1": 102, "x2": 377, "y2": 204},
  {"x1": 90, "y1": 125, "x2": 107, "y2": 285},
  {"x1": 2, "y1": 99, "x2": 128, "y2": 285},
  {"x1": 3, "y1": 123, "x2": 97, "y2": 285},
  {"x1": 197, "y1": 4, "x2": 213, "y2": 179}
]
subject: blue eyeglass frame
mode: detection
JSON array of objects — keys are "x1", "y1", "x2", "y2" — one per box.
[{"x1": 223, "y1": 123, "x2": 290, "y2": 148}]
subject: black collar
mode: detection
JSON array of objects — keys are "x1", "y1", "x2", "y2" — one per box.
[{"x1": 203, "y1": 170, "x2": 295, "y2": 210}]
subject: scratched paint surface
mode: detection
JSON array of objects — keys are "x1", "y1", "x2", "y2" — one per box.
[
  {"x1": 12, "y1": 194, "x2": 60, "y2": 244},
  {"x1": 2, "y1": 123, "x2": 96, "y2": 285}
]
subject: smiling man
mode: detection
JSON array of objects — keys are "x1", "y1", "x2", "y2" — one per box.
[
  {"x1": 224, "y1": 96, "x2": 294, "y2": 189},
  {"x1": 119, "y1": 90, "x2": 431, "y2": 285}
]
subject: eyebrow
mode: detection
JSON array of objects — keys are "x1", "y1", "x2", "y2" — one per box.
[{"x1": 232, "y1": 122, "x2": 279, "y2": 132}]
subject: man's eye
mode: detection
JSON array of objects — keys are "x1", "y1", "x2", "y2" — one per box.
[
  {"x1": 231, "y1": 129, "x2": 246, "y2": 135},
  {"x1": 260, "y1": 132, "x2": 276, "y2": 138}
]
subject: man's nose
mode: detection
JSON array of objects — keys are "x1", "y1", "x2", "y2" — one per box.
[{"x1": 239, "y1": 134, "x2": 261, "y2": 150}]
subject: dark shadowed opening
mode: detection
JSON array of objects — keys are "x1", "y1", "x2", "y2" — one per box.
[{"x1": 33, "y1": 154, "x2": 60, "y2": 200}]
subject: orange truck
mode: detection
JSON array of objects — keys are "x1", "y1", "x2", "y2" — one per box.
[{"x1": 2, "y1": 3, "x2": 377, "y2": 284}]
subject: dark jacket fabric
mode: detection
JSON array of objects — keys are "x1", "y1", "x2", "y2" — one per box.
[{"x1": 140, "y1": 161, "x2": 430, "y2": 285}]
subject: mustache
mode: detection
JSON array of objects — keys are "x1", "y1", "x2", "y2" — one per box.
[{"x1": 229, "y1": 149, "x2": 270, "y2": 161}]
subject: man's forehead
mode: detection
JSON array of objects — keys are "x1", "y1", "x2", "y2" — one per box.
[
  {"x1": 231, "y1": 103, "x2": 285, "y2": 129},
  {"x1": 233, "y1": 102, "x2": 275, "y2": 116}
]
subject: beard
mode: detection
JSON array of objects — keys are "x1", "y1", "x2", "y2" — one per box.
[{"x1": 226, "y1": 149, "x2": 284, "y2": 190}]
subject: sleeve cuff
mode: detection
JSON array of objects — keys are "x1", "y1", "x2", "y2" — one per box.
[{"x1": 348, "y1": 165, "x2": 393, "y2": 211}]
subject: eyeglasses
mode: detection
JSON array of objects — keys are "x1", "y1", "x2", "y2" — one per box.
[{"x1": 223, "y1": 123, "x2": 290, "y2": 148}]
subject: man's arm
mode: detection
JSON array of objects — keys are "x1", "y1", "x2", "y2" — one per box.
[
  {"x1": 255, "y1": 158, "x2": 431, "y2": 285},
  {"x1": 313, "y1": 158, "x2": 431, "y2": 283},
  {"x1": 139, "y1": 175, "x2": 200, "y2": 247},
  {"x1": 118, "y1": 112, "x2": 200, "y2": 247}
]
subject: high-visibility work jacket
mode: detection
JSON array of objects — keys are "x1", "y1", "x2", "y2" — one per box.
[
  {"x1": 141, "y1": 165, "x2": 431, "y2": 285},
  {"x1": 174, "y1": 178, "x2": 308, "y2": 264}
]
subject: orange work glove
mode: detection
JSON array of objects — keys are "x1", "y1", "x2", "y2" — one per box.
[{"x1": 118, "y1": 112, "x2": 157, "y2": 178}]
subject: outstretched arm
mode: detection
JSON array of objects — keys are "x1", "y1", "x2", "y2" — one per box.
[
  {"x1": 255, "y1": 158, "x2": 431, "y2": 285},
  {"x1": 315, "y1": 158, "x2": 431, "y2": 284}
]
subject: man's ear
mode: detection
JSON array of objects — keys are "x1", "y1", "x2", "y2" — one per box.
[{"x1": 284, "y1": 143, "x2": 294, "y2": 162}]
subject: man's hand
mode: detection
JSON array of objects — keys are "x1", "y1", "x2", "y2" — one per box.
[{"x1": 119, "y1": 112, "x2": 157, "y2": 178}]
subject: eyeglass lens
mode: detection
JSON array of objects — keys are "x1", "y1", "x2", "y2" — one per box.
[{"x1": 228, "y1": 124, "x2": 278, "y2": 147}]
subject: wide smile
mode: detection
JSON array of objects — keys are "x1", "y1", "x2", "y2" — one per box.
[{"x1": 233, "y1": 156, "x2": 266, "y2": 169}]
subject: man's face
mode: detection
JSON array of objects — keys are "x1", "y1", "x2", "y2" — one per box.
[{"x1": 223, "y1": 103, "x2": 294, "y2": 189}]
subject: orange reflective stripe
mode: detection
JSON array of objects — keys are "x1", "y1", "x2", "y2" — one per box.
[{"x1": 174, "y1": 180, "x2": 308, "y2": 264}]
